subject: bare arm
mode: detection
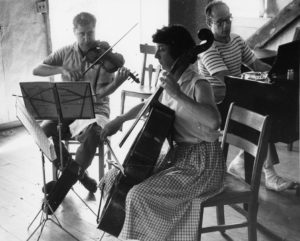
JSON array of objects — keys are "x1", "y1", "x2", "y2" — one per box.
[
  {"x1": 100, "y1": 102, "x2": 145, "y2": 139},
  {"x1": 33, "y1": 64, "x2": 82, "y2": 80},
  {"x1": 247, "y1": 59, "x2": 271, "y2": 72},
  {"x1": 33, "y1": 64, "x2": 66, "y2": 76},
  {"x1": 212, "y1": 70, "x2": 230, "y2": 85},
  {"x1": 161, "y1": 72, "x2": 221, "y2": 130}
]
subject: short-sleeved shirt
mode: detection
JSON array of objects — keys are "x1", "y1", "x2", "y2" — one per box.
[
  {"x1": 161, "y1": 66, "x2": 221, "y2": 143},
  {"x1": 198, "y1": 33, "x2": 256, "y2": 87},
  {"x1": 43, "y1": 42, "x2": 115, "y2": 118}
]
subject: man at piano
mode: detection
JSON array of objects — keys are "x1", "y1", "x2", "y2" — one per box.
[
  {"x1": 98, "y1": 25, "x2": 225, "y2": 240},
  {"x1": 198, "y1": 0, "x2": 293, "y2": 191}
]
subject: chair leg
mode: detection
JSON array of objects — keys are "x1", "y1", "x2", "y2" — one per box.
[
  {"x1": 248, "y1": 202, "x2": 258, "y2": 241},
  {"x1": 120, "y1": 92, "x2": 126, "y2": 131},
  {"x1": 288, "y1": 142, "x2": 293, "y2": 151},
  {"x1": 198, "y1": 206, "x2": 204, "y2": 241},
  {"x1": 106, "y1": 145, "x2": 112, "y2": 170},
  {"x1": 216, "y1": 205, "x2": 225, "y2": 225},
  {"x1": 98, "y1": 143, "x2": 105, "y2": 180},
  {"x1": 52, "y1": 164, "x2": 58, "y2": 181}
]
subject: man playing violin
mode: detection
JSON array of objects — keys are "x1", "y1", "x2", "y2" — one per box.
[
  {"x1": 33, "y1": 12, "x2": 131, "y2": 214},
  {"x1": 98, "y1": 25, "x2": 225, "y2": 240}
]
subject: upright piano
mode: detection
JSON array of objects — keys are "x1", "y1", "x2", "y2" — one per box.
[{"x1": 218, "y1": 40, "x2": 300, "y2": 145}]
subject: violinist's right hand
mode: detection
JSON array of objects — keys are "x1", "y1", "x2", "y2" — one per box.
[{"x1": 60, "y1": 67, "x2": 82, "y2": 81}]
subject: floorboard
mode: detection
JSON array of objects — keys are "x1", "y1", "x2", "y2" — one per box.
[{"x1": 0, "y1": 127, "x2": 299, "y2": 241}]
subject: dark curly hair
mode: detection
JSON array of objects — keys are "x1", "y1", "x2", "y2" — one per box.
[{"x1": 152, "y1": 24, "x2": 196, "y2": 62}]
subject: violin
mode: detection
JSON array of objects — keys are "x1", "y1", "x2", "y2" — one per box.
[{"x1": 84, "y1": 41, "x2": 140, "y2": 83}]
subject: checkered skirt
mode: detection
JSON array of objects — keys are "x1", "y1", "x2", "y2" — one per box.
[{"x1": 99, "y1": 141, "x2": 225, "y2": 240}]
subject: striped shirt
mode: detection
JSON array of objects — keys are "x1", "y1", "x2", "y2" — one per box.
[{"x1": 198, "y1": 33, "x2": 256, "y2": 87}]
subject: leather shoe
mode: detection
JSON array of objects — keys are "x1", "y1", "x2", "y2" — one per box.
[
  {"x1": 79, "y1": 172, "x2": 97, "y2": 193},
  {"x1": 42, "y1": 180, "x2": 57, "y2": 194}
]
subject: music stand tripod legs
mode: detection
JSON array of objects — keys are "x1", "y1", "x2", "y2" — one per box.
[
  {"x1": 26, "y1": 150, "x2": 80, "y2": 241},
  {"x1": 54, "y1": 119, "x2": 98, "y2": 217}
]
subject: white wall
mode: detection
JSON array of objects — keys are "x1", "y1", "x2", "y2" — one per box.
[
  {"x1": 225, "y1": 0, "x2": 298, "y2": 49},
  {"x1": 0, "y1": 0, "x2": 168, "y2": 126},
  {"x1": 0, "y1": 0, "x2": 48, "y2": 125}
]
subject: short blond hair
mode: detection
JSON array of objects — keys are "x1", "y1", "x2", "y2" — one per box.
[{"x1": 73, "y1": 12, "x2": 96, "y2": 28}]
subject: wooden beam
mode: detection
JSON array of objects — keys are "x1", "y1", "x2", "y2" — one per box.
[{"x1": 246, "y1": 0, "x2": 300, "y2": 49}]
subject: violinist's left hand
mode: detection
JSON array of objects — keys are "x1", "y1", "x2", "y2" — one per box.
[
  {"x1": 160, "y1": 71, "x2": 181, "y2": 99},
  {"x1": 95, "y1": 40, "x2": 111, "y2": 51},
  {"x1": 113, "y1": 67, "x2": 131, "y2": 88}
]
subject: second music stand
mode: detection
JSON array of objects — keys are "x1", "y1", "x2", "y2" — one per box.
[
  {"x1": 15, "y1": 97, "x2": 80, "y2": 241},
  {"x1": 20, "y1": 81, "x2": 95, "y2": 171},
  {"x1": 18, "y1": 81, "x2": 96, "y2": 240}
]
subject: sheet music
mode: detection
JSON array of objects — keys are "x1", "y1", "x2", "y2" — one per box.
[
  {"x1": 17, "y1": 81, "x2": 95, "y2": 162},
  {"x1": 20, "y1": 81, "x2": 95, "y2": 120},
  {"x1": 20, "y1": 82, "x2": 58, "y2": 119},
  {"x1": 15, "y1": 98, "x2": 56, "y2": 161},
  {"x1": 55, "y1": 82, "x2": 95, "y2": 119}
]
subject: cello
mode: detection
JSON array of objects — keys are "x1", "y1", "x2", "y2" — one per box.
[{"x1": 97, "y1": 28, "x2": 214, "y2": 237}]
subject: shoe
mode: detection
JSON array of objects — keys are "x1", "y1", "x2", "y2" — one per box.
[
  {"x1": 79, "y1": 172, "x2": 97, "y2": 193},
  {"x1": 227, "y1": 151, "x2": 245, "y2": 179},
  {"x1": 43, "y1": 161, "x2": 80, "y2": 215},
  {"x1": 264, "y1": 167, "x2": 294, "y2": 191},
  {"x1": 42, "y1": 180, "x2": 57, "y2": 194}
]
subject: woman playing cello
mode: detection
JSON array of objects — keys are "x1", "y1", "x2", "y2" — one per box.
[{"x1": 99, "y1": 24, "x2": 225, "y2": 240}]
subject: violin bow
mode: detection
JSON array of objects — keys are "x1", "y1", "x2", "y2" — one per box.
[
  {"x1": 104, "y1": 138, "x2": 125, "y2": 176},
  {"x1": 82, "y1": 23, "x2": 139, "y2": 76}
]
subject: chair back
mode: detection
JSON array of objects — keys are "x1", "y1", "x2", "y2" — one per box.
[
  {"x1": 221, "y1": 103, "x2": 270, "y2": 197},
  {"x1": 139, "y1": 44, "x2": 161, "y2": 88}
]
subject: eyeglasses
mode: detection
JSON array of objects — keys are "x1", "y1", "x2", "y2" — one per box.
[{"x1": 210, "y1": 14, "x2": 233, "y2": 27}]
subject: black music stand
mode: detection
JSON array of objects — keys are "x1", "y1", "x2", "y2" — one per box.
[
  {"x1": 15, "y1": 97, "x2": 80, "y2": 241},
  {"x1": 20, "y1": 81, "x2": 95, "y2": 172},
  {"x1": 18, "y1": 81, "x2": 95, "y2": 240}
]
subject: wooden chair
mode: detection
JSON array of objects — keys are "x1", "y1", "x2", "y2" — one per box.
[
  {"x1": 120, "y1": 43, "x2": 161, "y2": 117},
  {"x1": 197, "y1": 103, "x2": 270, "y2": 241}
]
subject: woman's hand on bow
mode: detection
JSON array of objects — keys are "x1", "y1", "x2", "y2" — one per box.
[{"x1": 100, "y1": 116, "x2": 124, "y2": 140}]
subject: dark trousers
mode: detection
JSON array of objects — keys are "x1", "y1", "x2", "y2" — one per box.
[{"x1": 41, "y1": 120, "x2": 101, "y2": 170}]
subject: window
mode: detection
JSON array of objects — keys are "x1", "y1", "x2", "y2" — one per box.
[{"x1": 224, "y1": 0, "x2": 263, "y2": 18}]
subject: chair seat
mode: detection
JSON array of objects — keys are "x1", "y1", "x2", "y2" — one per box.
[
  {"x1": 122, "y1": 84, "x2": 158, "y2": 96},
  {"x1": 203, "y1": 173, "x2": 252, "y2": 207}
]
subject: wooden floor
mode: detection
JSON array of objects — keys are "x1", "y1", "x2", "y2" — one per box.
[{"x1": 0, "y1": 126, "x2": 299, "y2": 241}]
